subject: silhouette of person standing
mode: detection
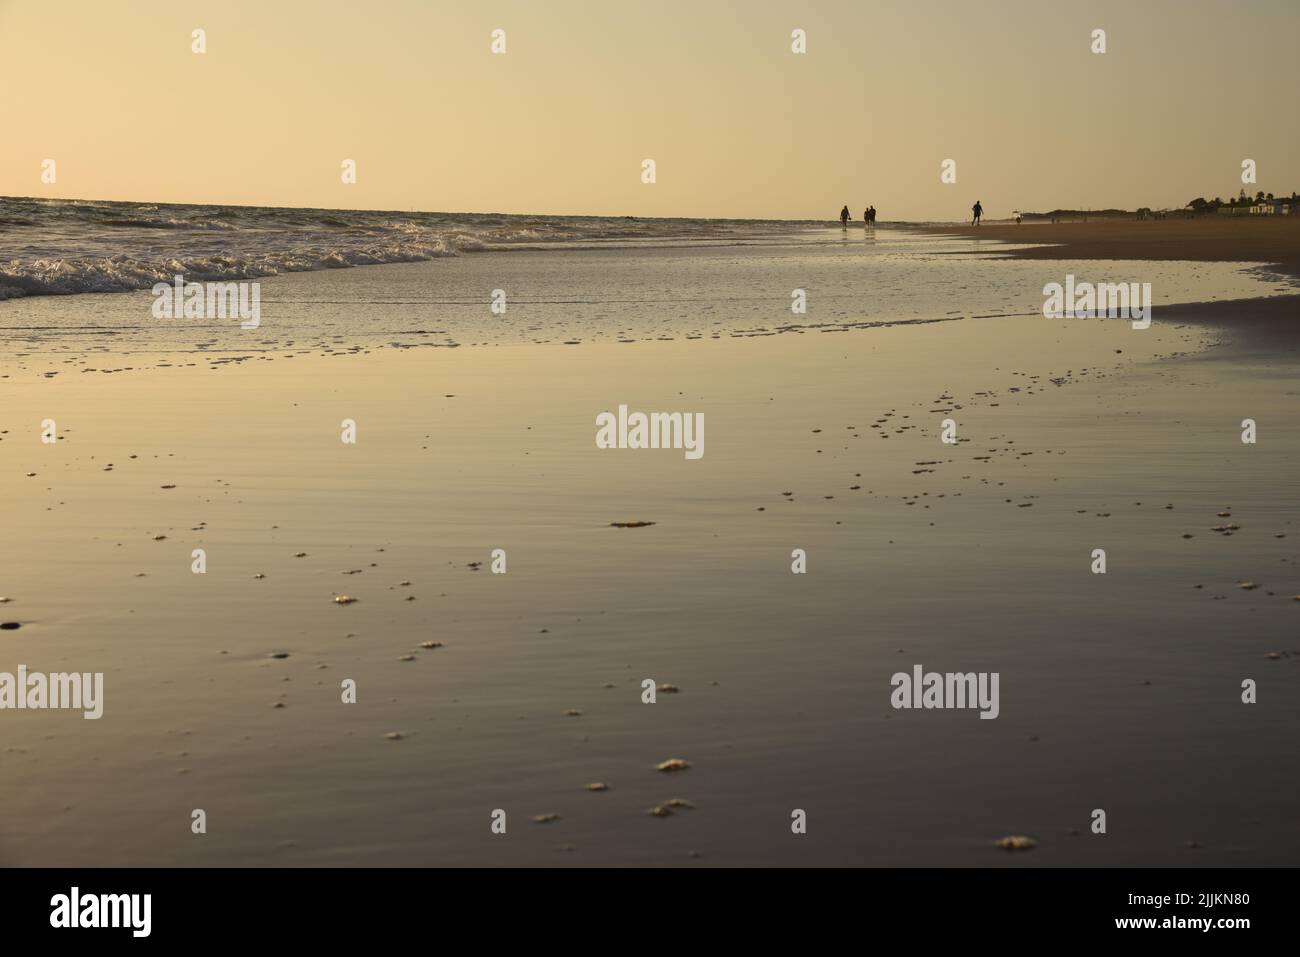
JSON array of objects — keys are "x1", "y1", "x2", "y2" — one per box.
[
  {"x1": 972, "y1": 201, "x2": 983, "y2": 226},
  {"x1": 840, "y1": 205, "x2": 850, "y2": 227}
]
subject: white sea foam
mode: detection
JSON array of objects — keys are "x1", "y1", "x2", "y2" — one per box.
[{"x1": 0, "y1": 196, "x2": 816, "y2": 300}]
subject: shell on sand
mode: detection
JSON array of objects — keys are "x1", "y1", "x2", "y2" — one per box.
[
  {"x1": 656, "y1": 758, "x2": 691, "y2": 772},
  {"x1": 532, "y1": 813, "x2": 560, "y2": 823},
  {"x1": 333, "y1": 595, "x2": 359, "y2": 604},
  {"x1": 586, "y1": 782, "x2": 610, "y2": 792},
  {"x1": 995, "y1": 835, "x2": 1037, "y2": 851}
]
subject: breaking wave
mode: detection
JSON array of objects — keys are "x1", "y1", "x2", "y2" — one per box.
[{"x1": 0, "y1": 195, "x2": 817, "y2": 300}]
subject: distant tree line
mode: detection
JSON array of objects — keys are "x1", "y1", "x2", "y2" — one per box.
[
  {"x1": 1019, "y1": 191, "x2": 1298, "y2": 219},
  {"x1": 1021, "y1": 208, "x2": 1131, "y2": 220},
  {"x1": 1186, "y1": 190, "x2": 1298, "y2": 212}
]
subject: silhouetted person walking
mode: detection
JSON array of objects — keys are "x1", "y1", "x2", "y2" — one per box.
[
  {"x1": 972, "y1": 201, "x2": 983, "y2": 226},
  {"x1": 840, "y1": 205, "x2": 850, "y2": 228}
]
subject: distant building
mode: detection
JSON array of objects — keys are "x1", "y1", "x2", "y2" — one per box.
[
  {"x1": 1209, "y1": 196, "x2": 1292, "y2": 216},
  {"x1": 1249, "y1": 197, "x2": 1291, "y2": 215}
]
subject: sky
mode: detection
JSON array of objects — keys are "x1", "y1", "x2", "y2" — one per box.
[{"x1": 2, "y1": 0, "x2": 1298, "y2": 221}]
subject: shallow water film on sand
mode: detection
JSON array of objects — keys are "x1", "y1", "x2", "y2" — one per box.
[{"x1": 3, "y1": 223, "x2": 1299, "y2": 869}]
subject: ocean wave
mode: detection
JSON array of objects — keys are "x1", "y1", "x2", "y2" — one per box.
[
  {"x1": 88, "y1": 216, "x2": 240, "y2": 231},
  {"x1": 0, "y1": 241, "x2": 460, "y2": 300},
  {"x1": 0, "y1": 195, "x2": 819, "y2": 300}
]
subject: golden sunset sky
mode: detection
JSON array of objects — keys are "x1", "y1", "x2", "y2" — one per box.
[{"x1": 2, "y1": 0, "x2": 1297, "y2": 220}]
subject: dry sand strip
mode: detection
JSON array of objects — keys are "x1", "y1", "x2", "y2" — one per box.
[{"x1": 917, "y1": 218, "x2": 1300, "y2": 279}]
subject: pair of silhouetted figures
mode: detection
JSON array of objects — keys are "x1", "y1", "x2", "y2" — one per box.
[{"x1": 839, "y1": 205, "x2": 876, "y2": 227}]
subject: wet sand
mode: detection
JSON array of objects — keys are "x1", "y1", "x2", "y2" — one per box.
[
  {"x1": 3, "y1": 225, "x2": 1299, "y2": 866},
  {"x1": 3, "y1": 276, "x2": 1298, "y2": 866},
  {"x1": 921, "y1": 216, "x2": 1300, "y2": 352}
]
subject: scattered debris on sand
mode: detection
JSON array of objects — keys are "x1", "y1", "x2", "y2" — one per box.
[
  {"x1": 995, "y1": 835, "x2": 1037, "y2": 851},
  {"x1": 656, "y1": 758, "x2": 691, "y2": 773},
  {"x1": 610, "y1": 521, "x2": 656, "y2": 528}
]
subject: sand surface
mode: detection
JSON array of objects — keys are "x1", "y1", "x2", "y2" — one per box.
[
  {"x1": 2, "y1": 229, "x2": 1298, "y2": 866},
  {"x1": 922, "y1": 217, "x2": 1300, "y2": 277}
]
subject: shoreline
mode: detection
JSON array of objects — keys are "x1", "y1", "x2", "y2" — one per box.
[
  {"x1": 3, "y1": 226, "x2": 1298, "y2": 867},
  {"x1": 914, "y1": 219, "x2": 1300, "y2": 350},
  {"x1": 915, "y1": 218, "x2": 1300, "y2": 277}
]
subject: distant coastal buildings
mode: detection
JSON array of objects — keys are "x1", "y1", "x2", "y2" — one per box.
[
  {"x1": 1211, "y1": 189, "x2": 1295, "y2": 216},
  {"x1": 1016, "y1": 192, "x2": 1296, "y2": 221}
]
